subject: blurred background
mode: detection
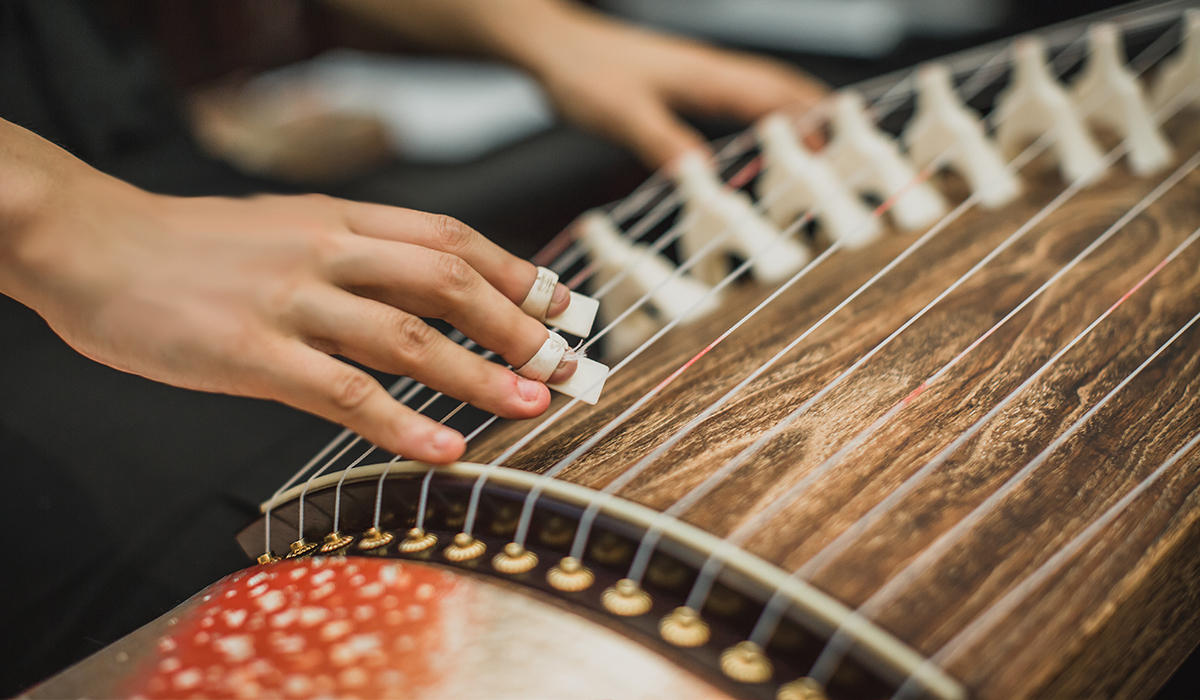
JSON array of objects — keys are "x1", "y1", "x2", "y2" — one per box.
[
  {"x1": 66, "y1": 0, "x2": 1137, "y2": 258},
  {"x1": 5, "y1": 0, "x2": 1197, "y2": 697}
]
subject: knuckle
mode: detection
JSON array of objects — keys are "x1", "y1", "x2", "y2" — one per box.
[
  {"x1": 433, "y1": 253, "x2": 477, "y2": 296},
  {"x1": 393, "y1": 314, "x2": 436, "y2": 355},
  {"x1": 426, "y1": 213, "x2": 476, "y2": 252},
  {"x1": 309, "y1": 230, "x2": 352, "y2": 269},
  {"x1": 329, "y1": 370, "x2": 376, "y2": 413},
  {"x1": 262, "y1": 275, "x2": 309, "y2": 321}
]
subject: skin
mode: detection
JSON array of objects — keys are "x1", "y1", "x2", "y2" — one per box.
[
  {"x1": 0, "y1": 0, "x2": 825, "y2": 463},
  {"x1": 328, "y1": 0, "x2": 827, "y2": 168}
]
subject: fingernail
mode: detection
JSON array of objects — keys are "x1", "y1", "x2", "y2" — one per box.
[
  {"x1": 517, "y1": 377, "x2": 542, "y2": 402},
  {"x1": 432, "y1": 429, "x2": 461, "y2": 454},
  {"x1": 552, "y1": 283, "x2": 569, "y2": 305},
  {"x1": 549, "y1": 356, "x2": 578, "y2": 384},
  {"x1": 549, "y1": 283, "x2": 570, "y2": 316}
]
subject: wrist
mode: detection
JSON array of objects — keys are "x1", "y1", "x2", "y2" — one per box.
[
  {"x1": 470, "y1": 0, "x2": 607, "y2": 77},
  {"x1": 0, "y1": 121, "x2": 150, "y2": 312}
]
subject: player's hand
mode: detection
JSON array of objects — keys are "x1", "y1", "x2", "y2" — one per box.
[
  {"x1": 4, "y1": 158, "x2": 576, "y2": 463},
  {"x1": 525, "y1": 10, "x2": 828, "y2": 168}
]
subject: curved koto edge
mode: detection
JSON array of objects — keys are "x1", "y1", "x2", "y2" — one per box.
[{"x1": 260, "y1": 461, "x2": 966, "y2": 700}]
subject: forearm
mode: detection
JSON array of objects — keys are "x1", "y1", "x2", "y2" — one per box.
[
  {"x1": 0, "y1": 119, "x2": 89, "y2": 306},
  {"x1": 318, "y1": 0, "x2": 607, "y2": 75}
]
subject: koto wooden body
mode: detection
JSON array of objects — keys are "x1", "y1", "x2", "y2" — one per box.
[
  {"x1": 33, "y1": 6, "x2": 1200, "y2": 699},
  {"x1": 466, "y1": 114, "x2": 1200, "y2": 700}
]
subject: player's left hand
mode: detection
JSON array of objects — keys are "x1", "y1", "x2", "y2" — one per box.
[{"x1": 524, "y1": 9, "x2": 828, "y2": 167}]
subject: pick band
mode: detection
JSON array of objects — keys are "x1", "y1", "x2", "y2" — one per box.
[
  {"x1": 516, "y1": 332, "x2": 570, "y2": 383},
  {"x1": 520, "y1": 266, "x2": 559, "y2": 320}
]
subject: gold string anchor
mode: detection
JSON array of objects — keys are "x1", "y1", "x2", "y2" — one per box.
[
  {"x1": 319, "y1": 531, "x2": 354, "y2": 554},
  {"x1": 659, "y1": 606, "x2": 711, "y2": 647},
  {"x1": 777, "y1": 677, "x2": 827, "y2": 700},
  {"x1": 257, "y1": 551, "x2": 281, "y2": 565},
  {"x1": 443, "y1": 533, "x2": 487, "y2": 562},
  {"x1": 719, "y1": 641, "x2": 773, "y2": 684},
  {"x1": 601, "y1": 578, "x2": 653, "y2": 616},
  {"x1": 398, "y1": 527, "x2": 438, "y2": 553},
  {"x1": 492, "y1": 542, "x2": 538, "y2": 574},
  {"x1": 547, "y1": 556, "x2": 594, "y2": 591},
  {"x1": 284, "y1": 538, "x2": 318, "y2": 559},
  {"x1": 356, "y1": 527, "x2": 394, "y2": 551}
]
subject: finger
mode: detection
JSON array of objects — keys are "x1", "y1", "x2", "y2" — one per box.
[
  {"x1": 339, "y1": 203, "x2": 571, "y2": 317},
  {"x1": 601, "y1": 93, "x2": 709, "y2": 170},
  {"x1": 321, "y1": 239, "x2": 578, "y2": 376},
  {"x1": 261, "y1": 339, "x2": 465, "y2": 463},
  {"x1": 668, "y1": 52, "x2": 828, "y2": 124},
  {"x1": 293, "y1": 286, "x2": 553, "y2": 419}
]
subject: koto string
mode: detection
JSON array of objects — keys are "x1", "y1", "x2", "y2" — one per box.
[
  {"x1": 511, "y1": 127, "x2": 993, "y2": 550},
  {"x1": 443, "y1": 112, "x2": 824, "y2": 457},
  {"x1": 748, "y1": 176, "x2": 1200, "y2": 651},
  {"x1": 367, "y1": 383, "x2": 472, "y2": 530},
  {"x1": 577, "y1": 156, "x2": 1014, "y2": 565},
  {"x1": 460, "y1": 159, "x2": 834, "y2": 537},
  {"x1": 890, "y1": 306, "x2": 1200, "y2": 700},
  {"x1": 563, "y1": 239, "x2": 846, "y2": 558},
  {"x1": 292, "y1": 379, "x2": 427, "y2": 539},
  {"x1": 267, "y1": 16, "x2": 1092, "y2": 555},
  {"x1": 804, "y1": 215, "x2": 1200, "y2": 691},
  {"x1": 386, "y1": 123, "x2": 794, "y2": 467},
  {"x1": 262, "y1": 374, "x2": 420, "y2": 550},
  {"x1": 453, "y1": 130, "x2": 835, "y2": 527},
  {"x1": 329, "y1": 387, "x2": 449, "y2": 532},
  {"x1": 297, "y1": 138, "x2": 749, "y2": 549},
  {"x1": 353, "y1": 46, "x2": 1003, "y2": 540},
  {"x1": 262, "y1": 124, "x2": 725, "y2": 553},
  {"x1": 558, "y1": 142, "x2": 966, "y2": 559},
  {"x1": 462, "y1": 108, "x2": 916, "y2": 537},
  {"x1": 465, "y1": 70, "x2": 1004, "y2": 515},
  {"x1": 541, "y1": 130, "x2": 761, "y2": 276},
  {"x1": 789, "y1": 12, "x2": 1188, "y2": 580},
  {"x1": 471, "y1": 27, "x2": 1093, "y2": 528},
  {"x1": 628, "y1": 19, "x2": 1183, "y2": 602},
  {"x1": 796, "y1": 144, "x2": 1200, "y2": 583},
  {"x1": 618, "y1": 96, "x2": 1091, "y2": 587}
]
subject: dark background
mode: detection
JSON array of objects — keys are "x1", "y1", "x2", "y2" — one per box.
[{"x1": 2, "y1": 0, "x2": 1197, "y2": 697}]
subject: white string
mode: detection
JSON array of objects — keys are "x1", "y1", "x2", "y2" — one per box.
[
  {"x1": 632, "y1": 17, "x2": 1185, "y2": 607},
  {"x1": 327, "y1": 385, "x2": 452, "y2": 533},
  {"x1": 367, "y1": 378, "x2": 475, "y2": 530},
  {"x1": 262, "y1": 9, "x2": 1102, "y2": 555},
  {"x1": 795, "y1": 153, "x2": 1200, "y2": 585},
  {"x1": 788, "y1": 15, "x2": 1186, "y2": 582},
  {"x1": 259, "y1": 130, "x2": 749, "y2": 552},
  {"x1": 461, "y1": 26, "x2": 1106, "y2": 550},
  {"x1": 805, "y1": 220, "x2": 1200, "y2": 690},
  {"x1": 619, "y1": 106, "x2": 1094, "y2": 590},
  {"x1": 546, "y1": 131, "x2": 761, "y2": 276},
  {"x1": 262, "y1": 374, "x2": 420, "y2": 550},
  {"x1": 465, "y1": 172, "x2": 834, "y2": 538},
  {"x1": 461, "y1": 63, "x2": 1033, "y2": 541},
  {"x1": 292, "y1": 379, "x2": 427, "y2": 539},
  {"x1": 891, "y1": 307, "x2": 1200, "y2": 699}
]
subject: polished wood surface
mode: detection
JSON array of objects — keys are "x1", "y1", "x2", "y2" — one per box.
[{"x1": 465, "y1": 112, "x2": 1200, "y2": 699}]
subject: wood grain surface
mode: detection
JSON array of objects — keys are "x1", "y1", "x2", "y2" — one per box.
[{"x1": 464, "y1": 111, "x2": 1200, "y2": 700}]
